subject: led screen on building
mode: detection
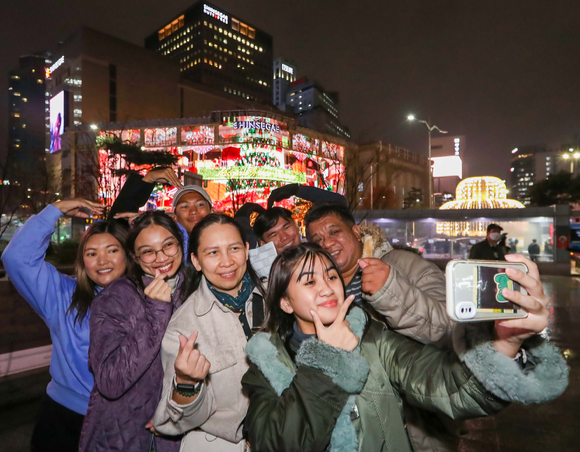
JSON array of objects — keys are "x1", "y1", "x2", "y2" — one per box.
[
  {"x1": 292, "y1": 134, "x2": 319, "y2": 155},
  {"x1": 181, "y1": 125, "x2": 214, "y2": 145},
  {"x1": 432, "y1": 156, "x2": 463, "y2": 178},
  {"x1": 144, "y1": 127, "x2": 177, "y2": 147},
  {"x1": 49, "y1": 91, "x2": 66, "y2": 153}
]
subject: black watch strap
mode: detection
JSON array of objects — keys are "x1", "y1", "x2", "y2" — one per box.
[{"x1": 173, "y1": 376, "x2": 202, "y2": 397}]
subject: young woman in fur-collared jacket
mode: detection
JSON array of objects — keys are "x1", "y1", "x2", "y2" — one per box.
[{"x1": 242, "y1": 244, "x2": 568, "y2": 452}]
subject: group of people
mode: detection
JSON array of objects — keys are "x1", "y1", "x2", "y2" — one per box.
[{"x1": 2, "y1": 167, "x2": 569, "y2": 452}]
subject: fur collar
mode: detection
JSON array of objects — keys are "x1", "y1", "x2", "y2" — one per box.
[
  {"x1": 246, "y1": 306, "x2": 369, "y2": 452},
  {"x1": 359, "y1": 221, "x2": 392, "y2": 259}
]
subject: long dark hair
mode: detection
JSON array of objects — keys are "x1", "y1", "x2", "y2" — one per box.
[
  {"x1": 188, "y1": 213, "x2": 265, "y2": 298},
  {"x1": 68, "y1": 220, "x2": 129, "y2": 324},
  {"x1": 125, "y1": 210, "x2": 196, "y2": 303},
  {"x1": 264, "y1": 243, "x2": 345, "y2": 339}
]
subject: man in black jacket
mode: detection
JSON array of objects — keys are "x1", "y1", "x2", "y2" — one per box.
[{"x1": 469, "y1": 223, "x2": 507, "y2": 260}]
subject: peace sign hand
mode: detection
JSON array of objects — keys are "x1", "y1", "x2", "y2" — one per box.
[{"x1": 310, "y1": 295, "x2": 359, "y2": 352}]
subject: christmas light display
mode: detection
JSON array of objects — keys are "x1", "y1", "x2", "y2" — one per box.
[
  {"x1": 96, "y1": 114, "x2": 345, "y2": 213},
  {"x1": 437, "y1": 176, "x2": 524, "y2": 236},
  {"x1": 440, "y1": 176, "x2": 525, "y2": 210}
]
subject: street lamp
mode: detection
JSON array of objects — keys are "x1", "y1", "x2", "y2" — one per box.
[
  {"x1": 407, "y1": 114, "x2": 448, "y2": 208},
  {"x1": 562, "y1": 151, "x2": 580, "y2": 174}
]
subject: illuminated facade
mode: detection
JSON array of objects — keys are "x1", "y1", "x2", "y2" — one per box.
[
  {"x1": 94, "y1": 111, "x2": 345, "y2": 212},
  {"x1": 438, "y1": 176, "x2": 525, "y2": 236}
]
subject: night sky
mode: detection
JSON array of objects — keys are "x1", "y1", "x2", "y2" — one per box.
[{"x1": 2, "y1": 0, "x2": 580, "y2": 182}]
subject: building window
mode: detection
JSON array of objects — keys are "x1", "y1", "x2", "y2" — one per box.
[{"x1": 232, "y1": 18, "x2": 239, "y2": 31}]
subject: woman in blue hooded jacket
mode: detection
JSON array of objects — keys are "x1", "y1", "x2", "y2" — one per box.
[{"x1": 1, "y1": 198, "x2": 129, "y2": 452}]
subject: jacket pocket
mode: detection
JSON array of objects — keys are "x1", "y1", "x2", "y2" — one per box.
[{"x1": 203, "y1": 347, "x2": 238, "y2": 374}]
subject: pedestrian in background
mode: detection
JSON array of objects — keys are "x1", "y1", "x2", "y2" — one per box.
[
  {"x1": 469, "y1": 223, "x2": 507, "y2": 260},
  {"x1": 528, "y1": 239, "x2": 541, "y2": 262},
  {"x1": 79, "y1": 211, "x2": 195, "y2": 452},
  {"x1": 2, "y1": 199, "x2": 129, "y2": 452}
]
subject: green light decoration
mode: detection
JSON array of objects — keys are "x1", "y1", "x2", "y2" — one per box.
[{"x1": 198, "y1": 166, "x2": 306, "y2": 183}]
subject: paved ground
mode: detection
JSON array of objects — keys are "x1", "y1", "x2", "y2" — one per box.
[{"x1": 0, "y1": 275, "x2": 578, "y2": 452}]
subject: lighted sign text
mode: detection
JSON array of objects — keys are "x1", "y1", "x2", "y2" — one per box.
[
  {"x1": 198, "y1": 166, "x2": 306, "y2": 183},
  {"x1": 281, "y1": 64, "x2": 294, "y2": 75},
  {"x1": 454, "y1": 137, "x2": 460, "y2": 156},
  {"x1": 234, "y1": 120, "x2": 281, "y2": 133},
  {"x1": 203, "y1": 4, "x2": 228, "y2": 24},
  {"x1": 48, "y1": 56, "x2": 65, "y2": 76}
]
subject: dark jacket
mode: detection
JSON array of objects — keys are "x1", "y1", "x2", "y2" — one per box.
[
  {"x1": 243, "y1": 307, "x2": 568, "y2": 452},
  {"x1": 469, "y1": 239, "x2": 507, "y2": 260},
  {"x1": 79, "y1": 275, "x2": 185, "y2": 452}
]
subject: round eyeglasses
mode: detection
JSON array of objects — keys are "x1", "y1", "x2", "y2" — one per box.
[{"x1": 137, "y1": 241, "x2": 180, "y2": 263}]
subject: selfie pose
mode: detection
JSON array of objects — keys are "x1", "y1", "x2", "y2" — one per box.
[
  {"x1": 243, "y1": 244, "x2": 568, "y2": 452},
  {"x1": 2, "y1": 199, "x2": 128, "y2": 452},
  {"x1": 79, "y1": 211, "x2": 195, "y2": 452},
  {"x1": 154, "y1": 213, "x2": 265, "y2": 451}
]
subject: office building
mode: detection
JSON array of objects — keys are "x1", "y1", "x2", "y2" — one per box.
[
  {"x1": 45, "y1": 26, "x2": 277, "y2": 144},
  {"x1": 145, "y1": 2, "x2": 273, "y2": 104},
  {"x1": 286, "y1": 78, "x2": 350, "y2": 139},
  {"x1": 7, "y1": 53, "x2": 52, "y2": 169},
  {"x1": 509, "y1": 145, "x2": 559, "y2": 205},
  {"x1": 355, "y1": 142, "x2": 430, "y2": 209},
  {"x1": 273, "y1": 57, "x2": 297, "y2": 109}
]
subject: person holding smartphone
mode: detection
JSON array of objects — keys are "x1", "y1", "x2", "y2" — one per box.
[{"x1": 243, "y1": 245, "x2": 568, "y2": 452}]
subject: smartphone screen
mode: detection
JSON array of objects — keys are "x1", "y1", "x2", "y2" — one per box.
[{"x1": 475, "y1": 267, "x2": 520, "y2": 313}]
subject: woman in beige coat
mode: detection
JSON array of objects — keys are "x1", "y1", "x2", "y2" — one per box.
[{"x1": 154, "y1": 214, "x2": 265, "y2": 451}]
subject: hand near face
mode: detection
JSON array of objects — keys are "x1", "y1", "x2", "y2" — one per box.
[
  {"x1": 492, "y1": 254, "x2": 550, "y2": 358},
  {"x1": 359, "y1": 258, "x2": 391, "y2": 295},
  {"x1": 310, "y1": 295, "x2": 359, "y2": 352},
  {"x1": 144, "y1": 269, "x2": 172, "y2": 302},
  {"x1": 174, "y1": 331, "x2": 211, "y2": 384},
  {"x1": 113, "y1": 211, "x2": 140, "y2": 224},
  {"x1": 53, "y1": 198, "x2": 104, "y2": 218}
]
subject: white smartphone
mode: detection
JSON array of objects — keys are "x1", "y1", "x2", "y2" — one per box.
[{"x1": 446, "y1": 260, "x2": 529, "y2": 322}]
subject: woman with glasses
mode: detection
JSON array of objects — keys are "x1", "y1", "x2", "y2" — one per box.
[{"x1": 79, "y1": 211, "x2": 196, "y2": 452}]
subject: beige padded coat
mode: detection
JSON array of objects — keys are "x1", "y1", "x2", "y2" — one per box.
[{"x1": 153, "y1": 277, "x2": 262, "y2": 452}]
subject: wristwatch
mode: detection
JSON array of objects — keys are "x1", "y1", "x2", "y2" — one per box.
[{"x1": 173, "y1": 376, "x2": 202, "y2": 397}]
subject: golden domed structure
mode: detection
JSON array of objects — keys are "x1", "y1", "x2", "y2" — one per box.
[{"x1": 440, "y1": 176, "x2": 525, "y2": 210}]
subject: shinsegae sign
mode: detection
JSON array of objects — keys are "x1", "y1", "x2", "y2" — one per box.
[
  {"x1": 233, "y1": 120, "x2": 281, "y2": 133},
  {"x1": 203, "y1": 4, "x2": 228, "y2": 24}
]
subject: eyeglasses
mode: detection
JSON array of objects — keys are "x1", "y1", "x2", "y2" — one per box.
[{"x1": 137, "y1": 241, "x2": 180, "y2": 263}]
